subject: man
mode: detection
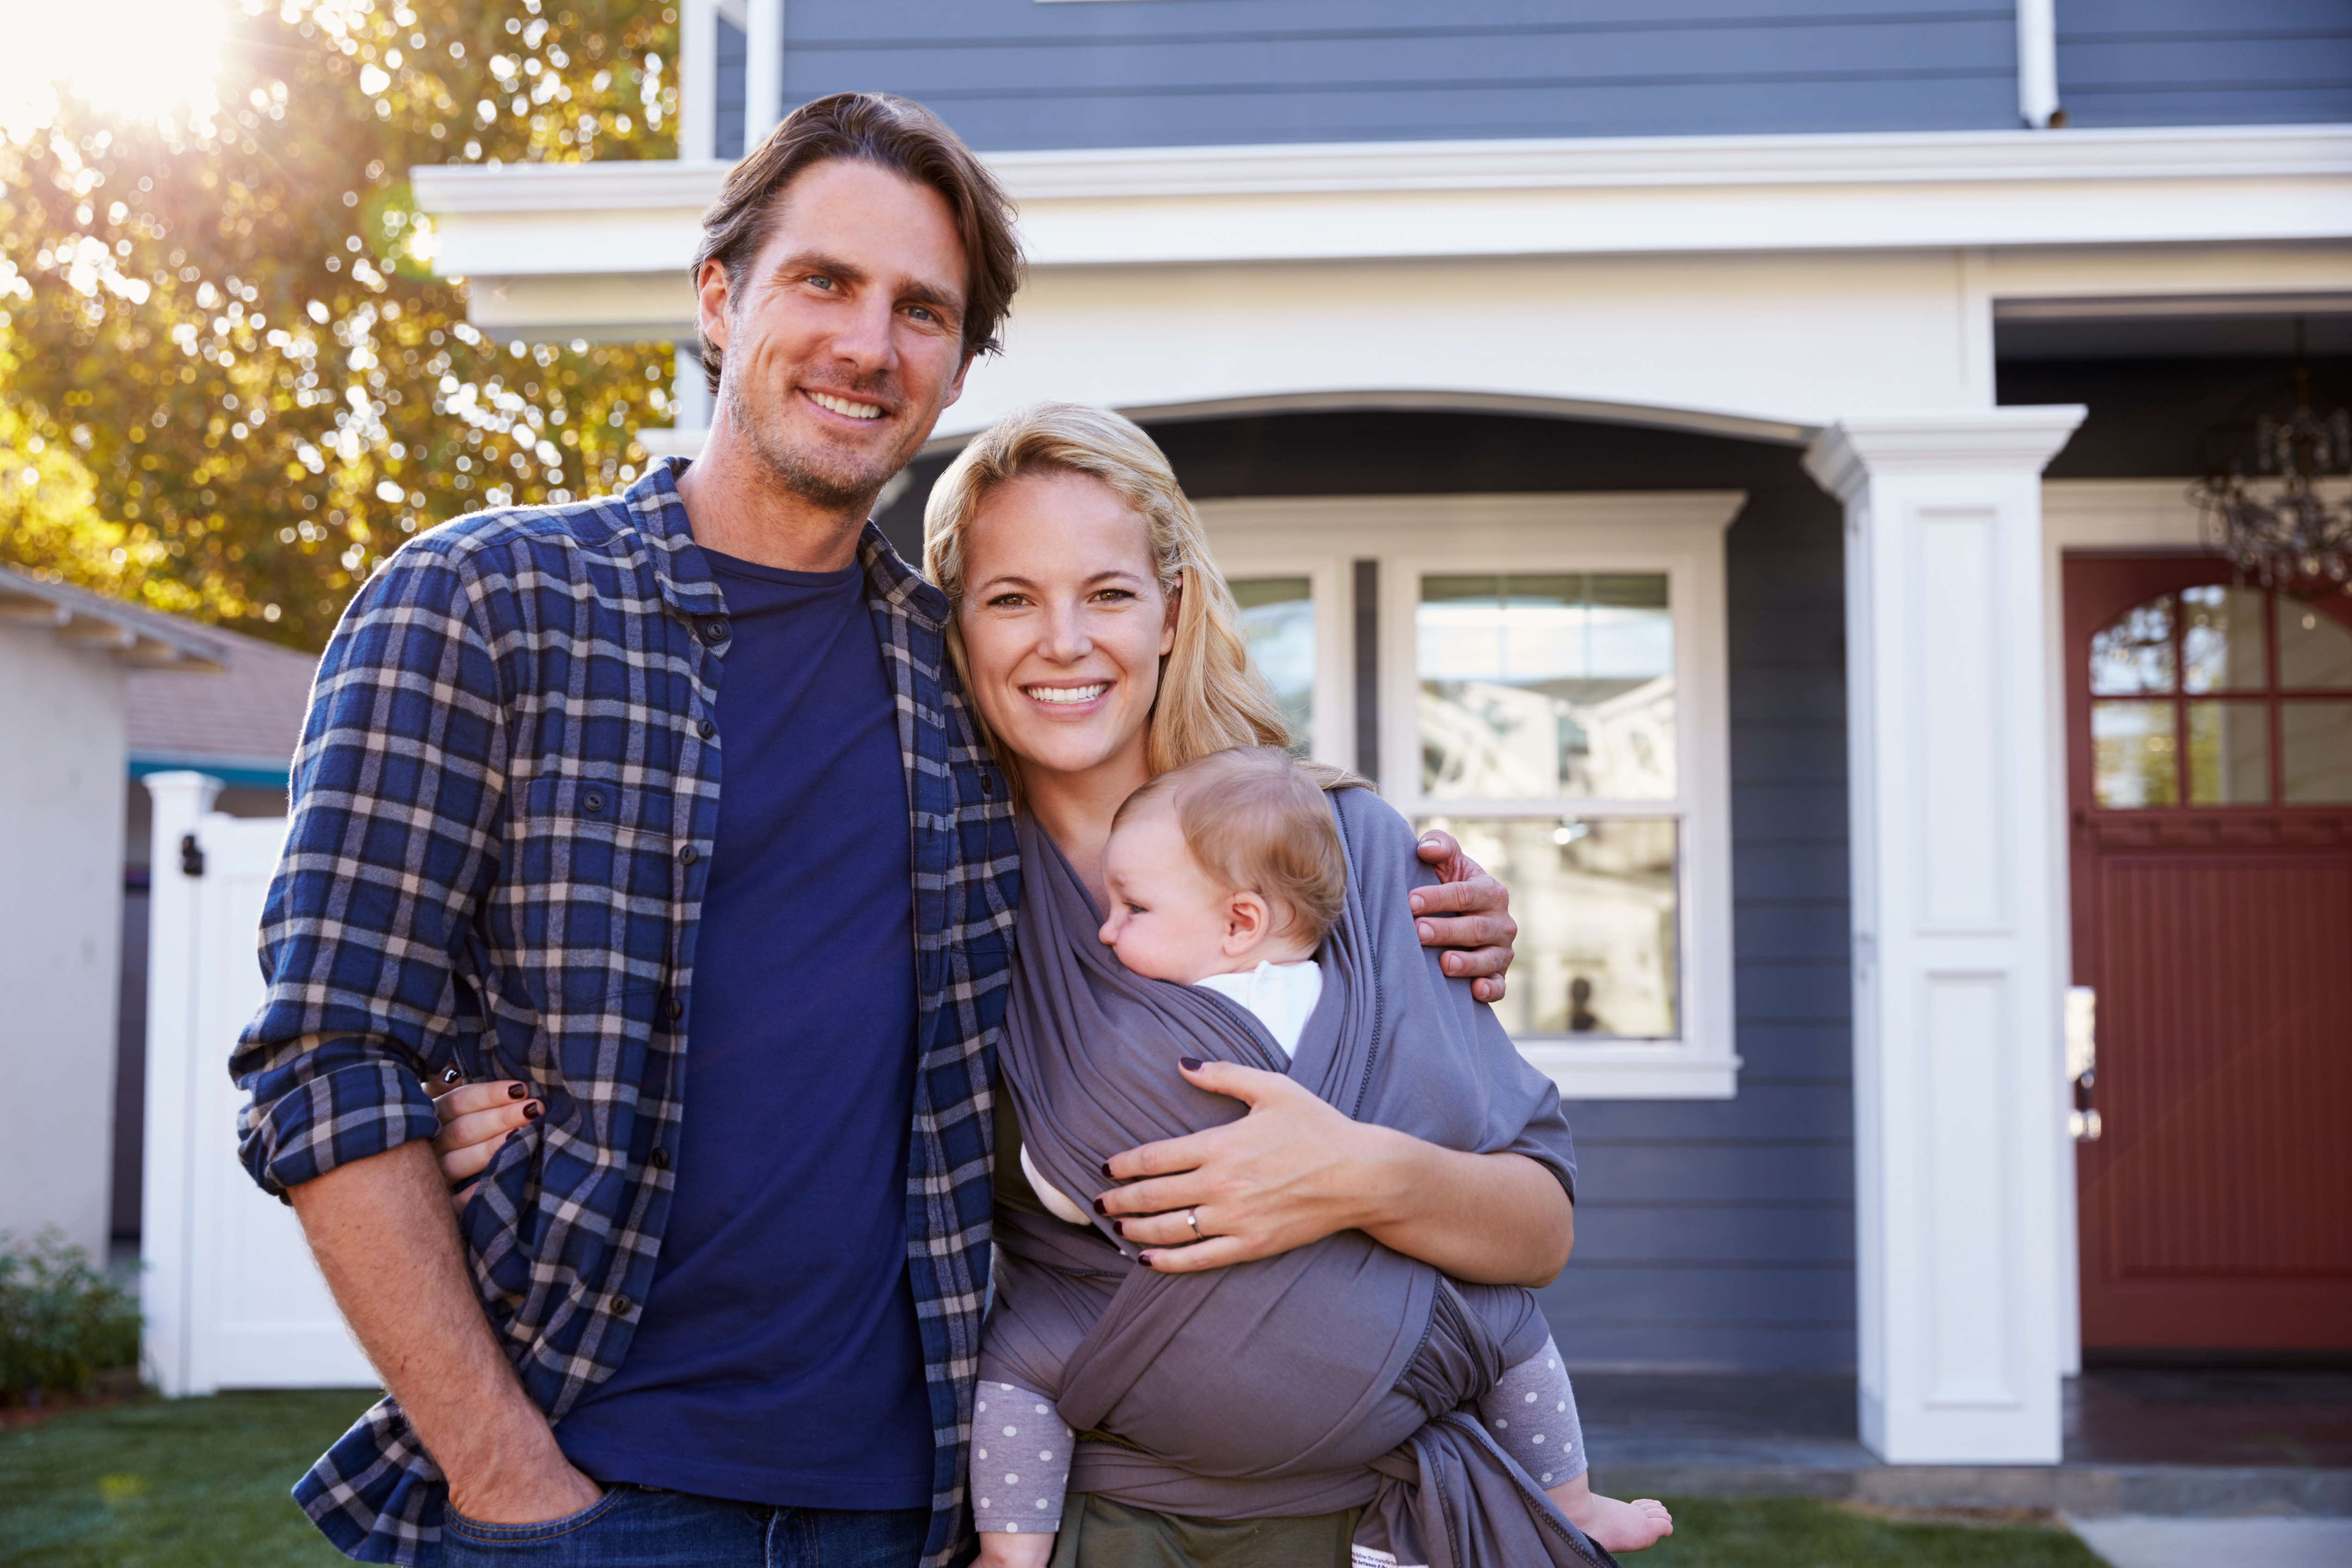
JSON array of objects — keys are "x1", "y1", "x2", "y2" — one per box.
[{"x1": 235, "y1": 93, "x2": 1539, "y2": 1568}]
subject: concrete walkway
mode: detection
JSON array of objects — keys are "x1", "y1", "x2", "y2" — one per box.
[
  {"x1": 2070, "y1": 1515, "x2": 2352, "y2": 1568},
  {"x1": 1573, "y1": 1368, "x2": 2352, "y2": 1519}
]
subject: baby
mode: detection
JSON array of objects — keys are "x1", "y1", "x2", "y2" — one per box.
[{"x1": 979, "y1": 747, "x2": 1672, "y2": 1566}]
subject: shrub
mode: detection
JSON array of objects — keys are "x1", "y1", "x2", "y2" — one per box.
[{"x1": 0, "y1": 1229, "x2": 143, "y2": 1402}]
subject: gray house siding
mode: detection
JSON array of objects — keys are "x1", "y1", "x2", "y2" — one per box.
[
  {"x1": 2056, "y1": 0, "x2": 2352, "y2": 128},
  {"x1": 716, "y1": 13, "x2": 749, "y2": 159},
  {"x1": 776, "y1": 1, "x2": 2021, "y2": 151},
  {"x1": 880, "y1": 410, "x2": 1861, "y2": 1373}
]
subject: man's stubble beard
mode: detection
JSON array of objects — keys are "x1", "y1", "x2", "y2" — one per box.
[{"x1": 722, "y1": 367, "x2": 921, "y2": 516}]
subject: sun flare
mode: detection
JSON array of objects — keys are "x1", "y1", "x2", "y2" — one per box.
[{"x1": 0, "y1": 0, "x2": 233, "y2": 140}]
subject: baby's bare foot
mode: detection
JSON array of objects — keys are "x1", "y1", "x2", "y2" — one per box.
[{"x1": 1560, "y1": 1491, "x2": 1673, "y2": 1553}]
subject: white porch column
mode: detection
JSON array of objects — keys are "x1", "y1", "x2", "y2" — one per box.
[
  {"x1": 678, "y1": 0, "x2": 718, "y2": 163},
  {"x1": 139, "y1": 769, "x2": 221, "y2": 1397},
  {"x1": 743, "y1": 0, "x2": 786, "y2": 144},
  {"x1": 1804, "y1": 408, "x2": 2085, "y2": 1464}
]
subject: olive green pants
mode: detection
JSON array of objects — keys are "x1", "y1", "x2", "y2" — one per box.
[{"x1": 1044, "y1": 1493, "x2": 1359, "y2": 1568}]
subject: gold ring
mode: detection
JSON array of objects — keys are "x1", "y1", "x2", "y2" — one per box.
[{"x1": 1185, "y1": 1208, "x2": 1202, "y2": 1241}]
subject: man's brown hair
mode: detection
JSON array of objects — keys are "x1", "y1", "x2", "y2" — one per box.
[
  {"x1": 690, "y1": 92, "x2": 1024, "y2": 392},
  {"x1": 1114, "y1": 747, "x2": 1352, "y2": 948}
]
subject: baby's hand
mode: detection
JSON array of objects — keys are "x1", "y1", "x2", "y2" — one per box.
[{"x1": 976, "y1": 1529, "x2": 1056, "y2": 1568}]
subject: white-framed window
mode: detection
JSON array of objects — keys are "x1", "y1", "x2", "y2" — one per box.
[{"x1": 1200, "y1": 492, "x2": 1743, "y2": 1099}]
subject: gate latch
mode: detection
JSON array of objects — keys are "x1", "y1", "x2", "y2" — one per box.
[
  {"x1": 179, "y1": 832, "x2": 205, "y2": 878},
  {"x1": 2065, "y1": 985, "x2": 2100, "y2": 1142}
]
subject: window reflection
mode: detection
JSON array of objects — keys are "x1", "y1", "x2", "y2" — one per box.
[
  {"x1": 2093, "y1": 701, "x2": 2178, "y2": 807},
  {"x1": 1419, "y1": 574, "x2": 1674, "y2": 799},
  {"x1": 1230, "y1": 577, "x2": 1314, "y2": 757},
  {"x1": 2090, "y1": 596, "x2": 2175, "y2": 695},
  {"x1": 2182, "y1": 586, "x2": 2268, "y2": 693},
  {"x1": 2283, "y1": 702, "x2": 2352, "y2": 803},
  {"x1": 2186, "y1": 702, "x2": 2268, "y2": 805},
  {"x1": 1421, "y1": 815, "x2": 1678, "y2": 1039},
  {"x1": 2280, "y1": 605, "x2": 2352, "y2": 690}
]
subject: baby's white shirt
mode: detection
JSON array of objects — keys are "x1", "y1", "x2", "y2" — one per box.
[
  {"x1": 1019, "y1": 957, "x2": 1324, "y2": 1229},
  {"x1": 1194, "y1": 957, "x2": 1324, "y2": 1054}
]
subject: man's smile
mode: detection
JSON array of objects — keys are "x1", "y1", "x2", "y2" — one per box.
[{"x1": 803, "y1": 388, "x2": 887, "y2": 421}]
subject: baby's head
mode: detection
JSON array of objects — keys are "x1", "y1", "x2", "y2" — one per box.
[{"x1": 1099, "y1": 747, "x2": 1346, "y2": 983}]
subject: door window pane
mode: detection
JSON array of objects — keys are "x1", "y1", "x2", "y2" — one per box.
[
  {"x1": 1422, "y1": 815, "x2": 1678, "y2": 1039},
  {"x1": 2093, "y1": 700, "x2": 2178, "y2": 808},
  {"x1": 1231, "y1": 577, "x2": 1314, "y2": 756},
  {"x1": 2186, "y1": 702, "x2": 2269, "y2": 805},
  {"x1": 2089, "y1": 594, "x2": 2176, "y2": 695},
  {"x1": 1419, "y1": 573, "x2": 1673, "y2": 800},
  {"x1": 2181, "y1": 586, "x2": 2268, "y2": 693},
  {"x1": 2283, "y1": 702, "x2": 2352, "y2": 803},
  {"x1": 2279, "y1": 604, "x2": 2352, "y2": 691}
]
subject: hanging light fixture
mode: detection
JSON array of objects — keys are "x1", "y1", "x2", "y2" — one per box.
[{"x1": 2190, "y1": 320, "x2": 2352, "y2": 594}]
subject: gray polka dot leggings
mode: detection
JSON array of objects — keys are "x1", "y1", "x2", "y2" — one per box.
[{"x1": 969, "y1": 1335, "x2": 1588, "y2": 1536}]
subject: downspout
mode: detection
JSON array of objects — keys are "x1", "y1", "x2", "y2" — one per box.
[{"x1": 2016, "y1": 0, "x2": 2063, "y2": 128}]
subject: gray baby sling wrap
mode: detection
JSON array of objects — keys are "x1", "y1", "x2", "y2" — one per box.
[{"x1": 981, "y1": 784, "x2": 1615, "y2": 1568}]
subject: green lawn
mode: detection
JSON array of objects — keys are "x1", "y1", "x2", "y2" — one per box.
[
  {"x1": 0, "y1": 1389, "x2": 374, "y2": 1568},
  {"x1": 1, "y1": 1392, "x2": 2106, "y2": 1567}
]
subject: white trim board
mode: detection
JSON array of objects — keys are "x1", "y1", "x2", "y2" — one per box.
[
  {"x1": 1196, "y1": 492, "x2": 1744, "y2": 1100},
  {"x1": 413, "y1": 125, "x2": 2352, "y2": 283}
]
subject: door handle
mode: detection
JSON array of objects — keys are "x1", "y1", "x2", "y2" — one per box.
[{"x1": 2066, "y1": 985, "x2": 2101, "y2": 1142}]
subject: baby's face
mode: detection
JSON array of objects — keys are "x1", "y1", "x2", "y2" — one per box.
[{"x1": 1098, "y1": 805, "x2": 1236, "y2": 984}]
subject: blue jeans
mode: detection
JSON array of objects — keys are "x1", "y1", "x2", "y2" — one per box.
[{"x1": 438, "y1": 1486, "x2": 930, "y2": 1567}]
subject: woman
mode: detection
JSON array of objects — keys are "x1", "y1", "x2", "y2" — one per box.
[{"x1": 435, "y1": 405, "x2": 1614, "y2": 1566}]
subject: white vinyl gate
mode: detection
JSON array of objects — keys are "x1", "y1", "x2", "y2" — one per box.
[{"x1": 141, "y1": 771, "x2": 377, "y2": 1395}]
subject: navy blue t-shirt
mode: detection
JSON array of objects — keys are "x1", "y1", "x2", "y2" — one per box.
[{"x1": 556, "y1": 548, "x2": 933, "y2": 1508}]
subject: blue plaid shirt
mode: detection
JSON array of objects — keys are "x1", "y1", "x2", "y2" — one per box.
[{"x1": 233, "y1": 460, "x2": 1020, "y2": 1566}]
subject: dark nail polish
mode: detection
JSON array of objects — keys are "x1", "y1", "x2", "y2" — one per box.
[
  {"x1": 1137, "y1": 1253, "x2": 1156, "y2": 1269},
  {"x1": 1101, "y1": 1161, "x2": 1116, "y2": 1180},
  {"x1": 523, "y1": 1101, "x2": 543, "y2": 1121},
  {"x1": 1179, "y1": 1057, "x2": 1204, "y2": 1073},
  {"x1": 1111, "y1": 1220, "x2": 1126, "y2": 1239},
  {"x1": 441, "y1": 1067, "x2": 462, "y2": 1085},
  {"x1": 1092, "y1": 1196, "x2": 1107, "y2": 1216},
  {"x1": 508, "y1": 1083, "x2": 528, "y2": 1100}
]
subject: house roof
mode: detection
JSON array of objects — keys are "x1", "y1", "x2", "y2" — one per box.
[
  {"x1": 126, "y1": 620, "x2": 318, "y2": 789},
  {"x1": 0, "y1": 564, "x2": 230, "y2": 672},
  {"x1": 0, "y1": 564, "x2": 318, "y2": 787}
]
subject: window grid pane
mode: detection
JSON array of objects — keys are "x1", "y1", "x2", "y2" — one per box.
[
  {"x1": 1418, "y1": 572, "x2": 1674, "y2": 800},
  {"x1": 1421, "y1": 815, "x2": 1679, "y2": 1040},
  {"x1": 2093, "y1": 700, "x2": 2180, "y2": 808},
  {"x1": 1230, "y1": 576, "x2": 1314, "y2": 758}
]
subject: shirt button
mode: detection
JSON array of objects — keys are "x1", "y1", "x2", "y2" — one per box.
[
  {"x1": 678, "y1": 844, "x2": 699, "y2": 866},
  {"x1": 698, "y1": 718, "x2": 715, "y2": 740},
  {"x1": 648, "y1": 1147, "x2": 670, "y2": 1170},
  {"x1": 582, "y1": 792, "x2": 605, "y2": 814},
  {"x1": 665, "y1": 996, "x2": 683, "y2": 1020},
  {"x1": 699, "y1": 616, "x2": 730, "y2": 646},
  {"x1": 612, "y1": 1295, "x2": 635, "y2": 1316}
]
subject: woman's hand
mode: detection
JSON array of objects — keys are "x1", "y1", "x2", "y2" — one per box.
[
  {"x1": 1412, "y1": 830, "x2": 1516, "y2": 1003},
  {"x1": 1098, "y1": 1059, "x2": 1572, "y2": 1285},
  {"x1": 1096, "y1": 1061, "x2": 1382, "y2": 1273},
  {"x1": 427, "y1": 1071, "x2": 540, "y2": 1215}
]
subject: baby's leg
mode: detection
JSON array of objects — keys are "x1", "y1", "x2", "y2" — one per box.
[
  {"x1": 973, "y1": 1379, "x2": 1076, "y2": 1568},
  {"x1": 1476, "y1": 1339, "x2": 1673, "y2": 1553}
]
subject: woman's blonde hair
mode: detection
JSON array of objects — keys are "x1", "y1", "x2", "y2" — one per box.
[{"x1": 923, "y1": 402, "x2": 1293, "y2": 794}]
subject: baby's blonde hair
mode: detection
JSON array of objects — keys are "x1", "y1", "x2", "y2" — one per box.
[{"x1": 1113, "y1": 747, "x2": 1348, "y2": 947}]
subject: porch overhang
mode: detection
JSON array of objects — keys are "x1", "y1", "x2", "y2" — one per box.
[{"x1": 415, "y1": 123, "x2": 2352, "y2": 345}]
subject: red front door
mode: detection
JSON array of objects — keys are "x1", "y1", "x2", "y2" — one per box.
[{"x1": 2065, "y1": 554, "x2": 2352, "y2": 1353}]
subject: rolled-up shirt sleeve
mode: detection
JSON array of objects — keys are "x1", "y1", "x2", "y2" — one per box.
[{"x1": 232, "y1": 539, "x2": 510, "y2": 1196}]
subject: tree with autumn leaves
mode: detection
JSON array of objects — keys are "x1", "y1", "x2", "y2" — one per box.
[{"x1": 0, "y1": 0, "x2": 685, "y2": 649}]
